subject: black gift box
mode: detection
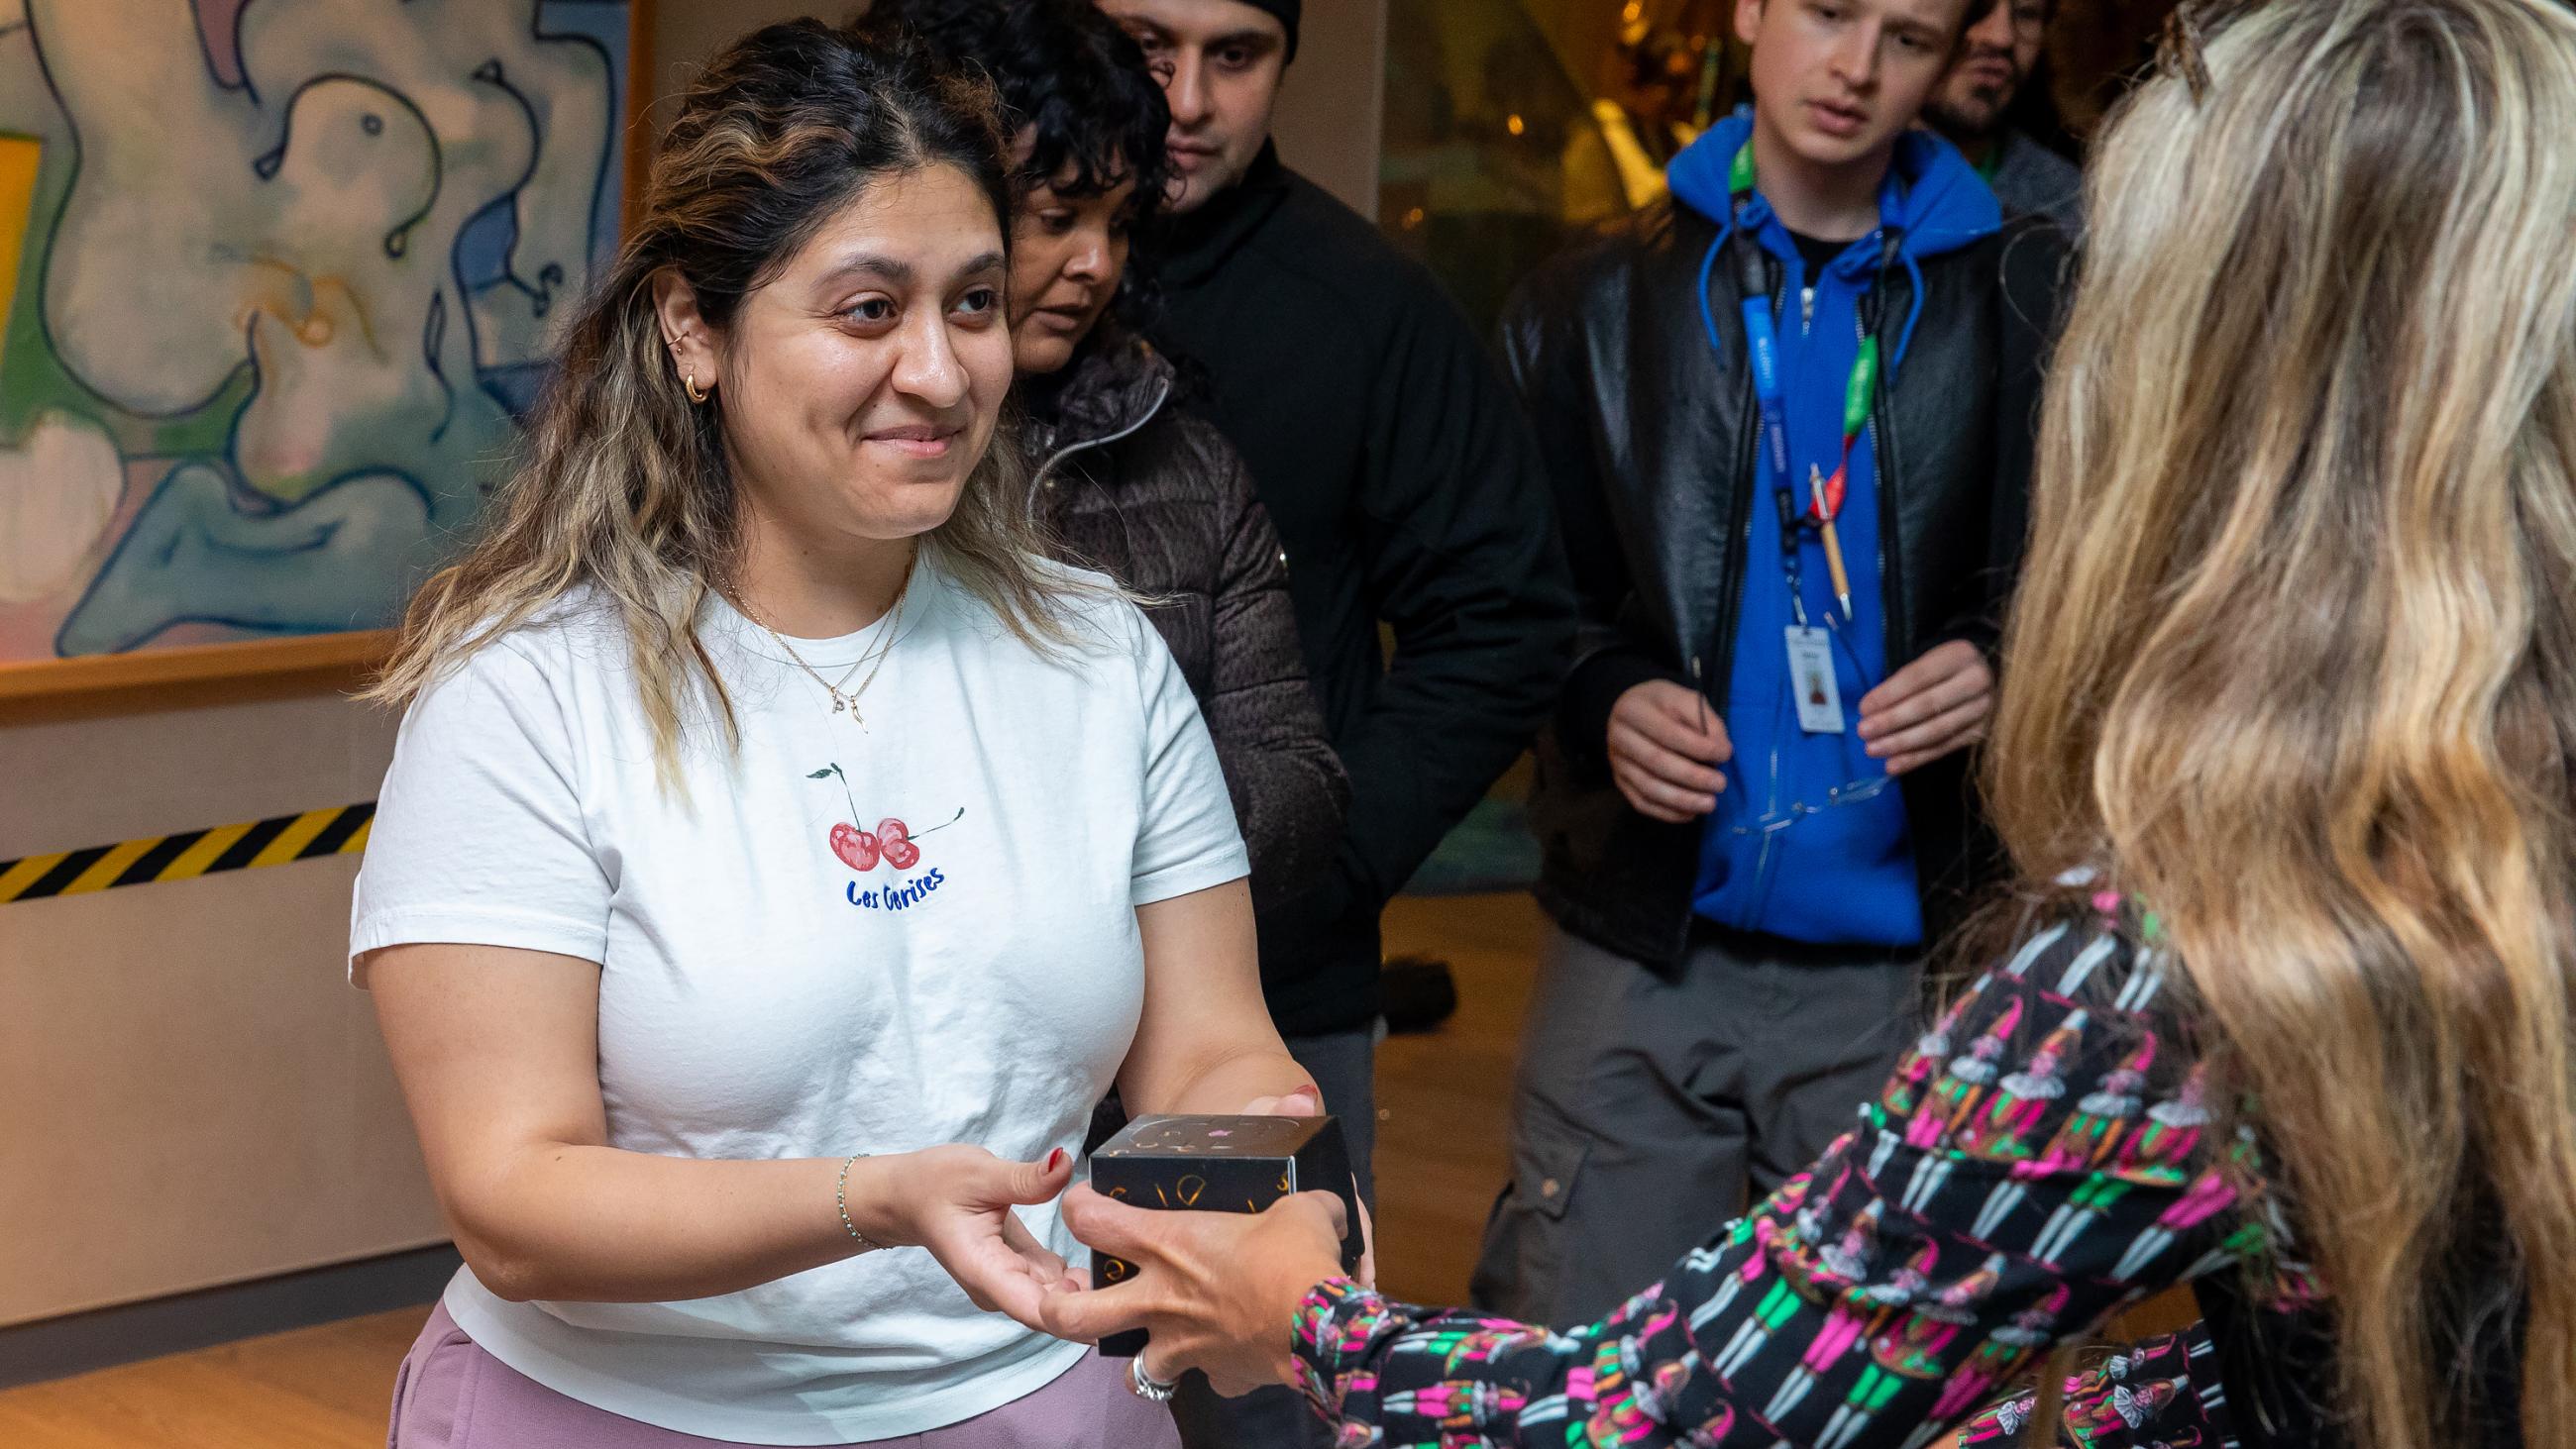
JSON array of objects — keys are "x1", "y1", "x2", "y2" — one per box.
[{"x1": 1086, "y1": 1113, "x2": 1365, "y2": 1358}]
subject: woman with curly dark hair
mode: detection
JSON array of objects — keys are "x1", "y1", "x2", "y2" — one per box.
[{"x1": 870, "y1": 0, "x2": 1347, "y2": 915}]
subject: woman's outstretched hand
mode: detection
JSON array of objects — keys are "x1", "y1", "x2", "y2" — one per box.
[
  {"x1": 891, "y1": 1145, "x2": 1080, "y2": 1331},
  {"x1": 1037, "y1": 1183, "x2": 1350, "y2": 1397}
]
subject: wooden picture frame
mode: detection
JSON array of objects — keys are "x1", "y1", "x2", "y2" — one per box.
[{"x1": 0, "y1": 0, "x2": 657, "y2": 710}]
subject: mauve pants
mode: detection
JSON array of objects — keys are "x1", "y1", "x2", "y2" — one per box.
[{"x1": 387, "y1": 1302, "x2": 1183, "y2": 1449}]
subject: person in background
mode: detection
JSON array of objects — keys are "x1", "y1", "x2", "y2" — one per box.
[
  {"x1": 1092, "y1": 0, "x2": 1575, "y2": 1442},
  {"x1": 1037, "y1": 6, "x2": 2576, "y2": 1447},
  {"x1": 354, "y1": 24, "x2": 1322, "y2": 1447},
  {"x1": 1471, "y1": 0, "x2": 2064, "y2": 1333},
  {"x1": 1923, "y1": 0, "x2": 2084, "y2": 232},
  {"x1": 870, "y1": 0, "x2": 1345, "y2": 913},
  {"x1": 1090, "y1": 0, "x2": 1570, "y2": 1243}
]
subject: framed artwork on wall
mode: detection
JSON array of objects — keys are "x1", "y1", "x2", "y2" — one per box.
[{"x1": 0, "y1": 0, "x2": 650, "y2": 702}]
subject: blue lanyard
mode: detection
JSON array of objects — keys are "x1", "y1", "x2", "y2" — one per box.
[
  {"x1": 1728, "y1": 148, "x2": 1901, "y2": 496},
  {"x1": 1726, "y1": 144, "x2": 1902, "y2": 626}
]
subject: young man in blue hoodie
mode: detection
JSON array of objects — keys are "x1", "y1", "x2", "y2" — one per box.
[{"x1": 1472, "y1": 0, "x2": 2066, "y2": 1327}]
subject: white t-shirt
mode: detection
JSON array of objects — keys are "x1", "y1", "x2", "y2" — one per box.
[{"x1": 349, "y1": 559, "x2": 1249, "y2": 1444}]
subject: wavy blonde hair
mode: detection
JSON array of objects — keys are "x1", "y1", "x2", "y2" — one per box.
[
  {"x1": 1989, "y1": 0, "x2": 2576, "y2": 1443},
  {"x1": 368, "y1": 22, "x2": 1097, "y2": 777}
]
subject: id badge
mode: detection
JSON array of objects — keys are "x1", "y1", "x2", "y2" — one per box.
[{"x1": 1785, "y1": 627, "x2": 1845, "y2": 734}]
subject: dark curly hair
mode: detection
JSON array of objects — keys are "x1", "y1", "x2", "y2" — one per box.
[{"x1": 858, "y1": 0, "x2": 1175, "y2": 218}]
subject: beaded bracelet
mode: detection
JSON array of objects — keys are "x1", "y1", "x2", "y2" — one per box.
[{"x1": 836, "y1": 1153, "x2": 886, "y2": 1252}]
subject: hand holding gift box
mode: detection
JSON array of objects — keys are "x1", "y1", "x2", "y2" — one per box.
[{"x1": 1081, "y1": 1113, "x2": 1367, "y2": 1358}]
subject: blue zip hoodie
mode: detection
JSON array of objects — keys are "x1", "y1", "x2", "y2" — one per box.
[{"x1": 1666, "y1": 110, "x2": 2000, "y2": 948}]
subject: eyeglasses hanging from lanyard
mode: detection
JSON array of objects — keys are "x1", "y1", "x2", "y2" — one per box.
[{"x1": 1728, "y1": 141, "x2": 1901, "y2": 627}]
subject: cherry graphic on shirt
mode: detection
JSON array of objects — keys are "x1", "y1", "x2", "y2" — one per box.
[
  {"x1": 805, "y1": 765, "x2": 965, "y2": 876},
  {"x1": 829, "y1": 821, "x2": 882, "y2": 872},
  {"x1": 812, "y1": 765, "x2": 882, "y2": 871},
  {"x1": 877, "y1": 818, "x2": 919, "y2": 871}
]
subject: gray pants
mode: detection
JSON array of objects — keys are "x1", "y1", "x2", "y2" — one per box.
[
  {"x1": 1470, "y1": 924, "x2": 1920, "y2": 1329},
  {"x1": 1169, "y1": 1024, "x2": 1377, "y2": 1449}
]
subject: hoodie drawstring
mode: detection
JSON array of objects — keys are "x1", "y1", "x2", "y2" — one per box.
[
  {"x1": 1892, "y1": 250, "x2": 1927, "y2": 377},
  {"x1": 1696, "y1": 222, "x2": 1737, "y2": 362}
]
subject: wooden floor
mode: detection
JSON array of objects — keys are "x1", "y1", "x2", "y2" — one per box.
[
  {"x1": 0, "y1": 1306, "x2": 429, "y2": 1448},
  {"x1": 0, "y1": 892, "x2": 1545, "y2": 1446},
  {"x1": 1369, "y1": 892, "x2": 1544, "y2": 1305}
]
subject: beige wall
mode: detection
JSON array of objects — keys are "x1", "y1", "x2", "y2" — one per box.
[
  {"x1": 1272, "y1": 0, "x2": 1389, "y2": 218},
  {"x1": 648, "y1": 1, "x2": 832, "y2": 122},
  {"x1": 0, "y1": 694, "x2": 430, "y2": 1327},
  {"x1": 2, "y1": 0, "x2": 1387, "y2": 1332}
]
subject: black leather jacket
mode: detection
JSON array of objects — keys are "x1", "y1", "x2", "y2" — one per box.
[{"x1": 1505, "y1": 199, "x2": 2068, "y2": 968}]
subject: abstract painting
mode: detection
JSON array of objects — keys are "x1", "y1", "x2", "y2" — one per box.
[{"x1": 0, "y1": 0, "x2": 630, "y2": 664}]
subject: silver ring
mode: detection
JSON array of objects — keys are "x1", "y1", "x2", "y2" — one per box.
[{"x1": 1127, "y1": 1355, "x2": 1178, "y2": 1403}]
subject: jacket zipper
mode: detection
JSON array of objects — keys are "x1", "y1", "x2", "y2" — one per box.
[
  {"x1": 1758, "y1": 259, "x2": 1856, "y2": 912},
  {"x1": 1747, "y1": 260, "x2": 1866, "y2": 920},
  {"x1": 1859, "y1": 306, "x2": 1884, "y2": 611},
  {"x1": 1743, "y1": 259, "x2": 1797, "y2": 906},
  {"x1": 1031, "y1": 376, "x2": 1173, "y2": 495},
  {"x1": 1862, "y1": 280, "x2": 1905, "y2": 655},
  {"x1": 1749, "y1": 271, "x2": 1801, "y2": 915},
  {"x1": 1709, "y1": 246, "x2": 1770, "y2": 722},
  {"x1": 1689, "y1": 241, "x2": 1765, "y2": 938}
]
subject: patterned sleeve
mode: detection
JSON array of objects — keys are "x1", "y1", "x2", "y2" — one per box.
[
  {"x1": 1291, "y1": 907, "x2": 2304, "y2": 1448},
  {"x1": 1956, "y1": 1325, "x2": 2233, "y2": 1447}
]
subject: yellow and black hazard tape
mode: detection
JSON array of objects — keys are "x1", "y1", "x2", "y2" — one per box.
[{"x1": 0, "y1": 802, "x2": 375, "y2": 905}]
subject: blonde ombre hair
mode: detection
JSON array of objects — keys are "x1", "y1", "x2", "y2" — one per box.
[
  {"x1": 368, "y1": 23, "x2": 1099, "y2": 778},
  {"x1": 1989, "y1": 0, "x2": 2576, "y2": 1443}
]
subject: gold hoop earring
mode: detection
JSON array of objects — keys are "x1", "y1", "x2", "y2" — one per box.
[{"x1": 685, "y1": 368, "x2": 709, "y2": 405}]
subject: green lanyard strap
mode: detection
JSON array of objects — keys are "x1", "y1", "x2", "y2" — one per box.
[{"x1": 1727, "y1": 141, "x2": 1891, "y2": 524}]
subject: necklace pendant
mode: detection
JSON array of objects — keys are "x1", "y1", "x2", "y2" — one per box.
[{"x1": 832, "y1": 696, "x2": 846, "y2": 713}]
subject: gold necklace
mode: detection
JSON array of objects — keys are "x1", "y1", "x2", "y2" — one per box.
[{"x1": 739, "y1": 569, "x2": 912, "y2": 729}]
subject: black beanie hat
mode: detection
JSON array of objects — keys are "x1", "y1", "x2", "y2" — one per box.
[{"x1": 1243, "y1": 0, "x2": 1300, "y2": 60}]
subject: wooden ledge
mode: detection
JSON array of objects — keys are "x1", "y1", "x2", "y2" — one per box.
[{"x1": 0, "y1": 632, "x2": 393, "y2": 724}]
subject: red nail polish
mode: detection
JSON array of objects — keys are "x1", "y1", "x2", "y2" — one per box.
[{"x1": 1046, "y1": 1148, "x2": 1067, "y2": 1172}]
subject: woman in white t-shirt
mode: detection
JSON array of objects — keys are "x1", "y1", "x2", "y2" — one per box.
[{"x1": 351, "y1": 23, "x2": 1319, "y2": 1448}]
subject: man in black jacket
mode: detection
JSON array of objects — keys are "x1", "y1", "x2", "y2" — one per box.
[
  {"x1": 1096, "y1": 0, "x2": 1573, "y2": 1440},
  {"x1": 1470, "y1": 0, "x2": 2065, "y2": 1331},
  {"x1": 1097, "y1": 0, "x2": 1569, "y2": 1153}
]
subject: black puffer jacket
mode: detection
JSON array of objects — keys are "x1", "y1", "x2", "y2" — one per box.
[
  {"x1": 1028, "y1": 328, "x2": 1349, "y2": 910},
  {"x1": 1506, "y1": 200, "x2": 2068, "y2": 968}
]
